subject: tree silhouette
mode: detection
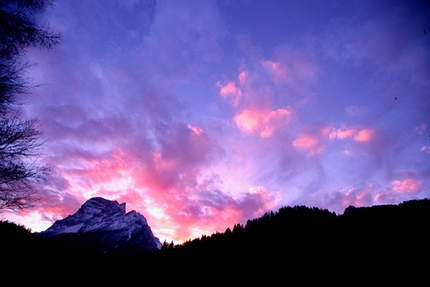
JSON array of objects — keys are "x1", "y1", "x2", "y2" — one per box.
[{"x1": 0, "y1": 0, "x2": 60, "y2": 211}]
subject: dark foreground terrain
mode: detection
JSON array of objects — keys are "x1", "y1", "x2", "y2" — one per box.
[{"x1": 1, "y1": 199, "x2": 429, "y2": 284}]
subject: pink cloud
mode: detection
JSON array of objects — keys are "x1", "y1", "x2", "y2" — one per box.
[
  {"x1": 321, "y1": 188, "x2": 374, "y2": 213},
  {"x1": 293, "y1": 134, "x2": 318, "y2": 148},
  {"x1": 218, "y1": 81, "x2": 242, "y2": 106},
  {"x1": 421, "y1": 146, "x2": 430, "y2": 154},
  {"x1": 123, "y1": 184, "x2": 280, "y2": 242},
  {"x1": 307, "y1": 184, "x2": 381, "y2": 215},
  {"x1": 391, "y1": 179, "x2": 423, "y2": 194},
  {"x1": 293, "y1": 133, "x2": 325, "y2": 156},
  {"x1": 127, "y1": 123, "x2": 223, "y2": 196},
  {"x1": 329, "y1": 127, "x2": 374, "y2": 143},
  {"x1": 19, "y1": 114, "x2": 228, "y2": 241},
  {"x1": 241, "y1": 186, "x2": 279, "y2": 217},
  {"x1": 217, "y1": 71, "x2": 249, "y2": 106},
  {"x1": 329, "y1": 128, "x2": 356, "y2": 140},
  {"x1": 341, "y1": 189, "x2": 373, "y2": 208},
  {"x1": 354, "y1": 129, "x2": 373, "y2": 142},
  {"x1": 234, "y1": 109, "x2": 261, "y2": 133},
  {"x1": 234, "y1": 107, "x2": 292, "y2": 138},
  {"x1": 219, "y1": 81, "x2": 239, "y2": 97},
  {"x1": 375, "y1": 178, "x2": 425, "y2": 205},
  {"x1": 263, "y1": 108, "x2": 293, "y2": 137},
  {"x1": 167, "y1": 186, "x2": 279, "y2": 241},
  {"x1": 238, "y1": 71, "x2": 247, "y2": 85}
]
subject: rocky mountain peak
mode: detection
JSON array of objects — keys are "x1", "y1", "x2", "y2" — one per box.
[
  {"x1": 75, "y1": 197, "x2": 126, "y2": 219},
  {"x1": 40, "y1": 197, "x2": 161, "y2": 254}
]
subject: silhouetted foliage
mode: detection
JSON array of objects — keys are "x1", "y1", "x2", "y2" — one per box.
[
  {"x1": 0, "y1": 0, "x2": 61, "y2": 113},
  {"x1": 0, "y1": 0, "x2": 60, "y2": 211},
  {"x1": 1, "y1": 199, "x2": 429, "y2": 284}
]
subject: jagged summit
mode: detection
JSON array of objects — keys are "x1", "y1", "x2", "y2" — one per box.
[{"x1": 41, "y1": 197, "x2": 161, "y2": 253}]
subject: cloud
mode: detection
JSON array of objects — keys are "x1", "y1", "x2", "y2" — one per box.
[
  {"x1": 217, "y1": 72, "x2": 248, "y2": 107},
  {"x1": 421, "y1": 146, "x2": 430, "y2": 154},
  {"x1": 125, "y1": 183, "x2": 281, "y2": 242},
  {"x1": 234, "y1": 107, "x2": 292, "y2": 138},
  {"x1": 329, "y1": 127, "x2": 373, "y2": 142},
  {"x1": 391, "y1": 179, "x2": 423, "y2": 194},
  {"x1": 234, "y1": 109, "x2": 261, "y2": 133},
  {"x1": 353, "y1": 129, "x2": 373, "y2": 142},
  {"x1": 329, "y1": 128, "x2": 356, "y2": 140},
  {"x1": 292, "y1": 133, "x2": 325, "y2": 156},
  {"x1": 217, "y1": 81, "x2": 242, "y2": 106},
  {"x1": 343, "y1": 188, "x2": 373, "y2": 208},
  {"x1": 318, "y1": 187, "x2": 375, "y2": 214}
]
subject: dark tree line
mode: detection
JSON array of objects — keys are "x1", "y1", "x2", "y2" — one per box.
[
  {"x1": 161, "y1": 199, "x2": 430, "y2": 271},
  {"x1": 1, "y1": 199, "x2": 429, "y2": 284},
  {"x1": 0, "y1": 0, "x2": 60, "y2": 210}
]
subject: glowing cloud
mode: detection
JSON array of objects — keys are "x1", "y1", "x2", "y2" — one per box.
[
  {"x1": 293, "y1": 133, "x2": 324, "y2": 156},
  {"x1": 391, "y1": 179, "x2": 423, "y2": 194},
  {"x1": 329, "y1": 128, "x2": 356, "y2": 140},
  {"x1": 329, "y1": 127, "x2": 374, "y2": 142},
  {"x1": 238, "y1": 71, "x2": 247, "y2": 85},
  {"x1": 234, "y1": 109, "x2": 261, "y2": 133},
  {"x1": 219, "y1": 82, "x2": 239, "y2": 96},
  {"x1": 217, "y1": 81, "x2": 242, "y2": 106},
  {"x1": 343, "y1": 188, "x2": 373, "y2": 207},
  {"x1": 354, "y1": 129, "x2": 373, "y2": 142},
  {"x1": 234, "y1": 107, "x2": 292, "y2": 137},
  {"x1": 187, "y1": 124, "x2": 203, "y2": 135}
]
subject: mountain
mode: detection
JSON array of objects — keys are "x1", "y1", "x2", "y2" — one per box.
[{"x1": 40, "y1": 197, "x2": 161, "y2": 255}]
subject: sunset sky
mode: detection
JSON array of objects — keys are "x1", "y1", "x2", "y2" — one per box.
[{"x1": 4, "y1": 0, "x2": 430, "y2": 243}]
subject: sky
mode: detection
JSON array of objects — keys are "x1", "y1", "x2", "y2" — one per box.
[{"x1": 3, "y1": 0, "x2": 430, "y2": 243}]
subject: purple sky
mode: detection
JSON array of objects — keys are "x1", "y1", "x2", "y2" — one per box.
[{"x1": 5, "y1": 0, "x2": 430, "y2": 243}]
